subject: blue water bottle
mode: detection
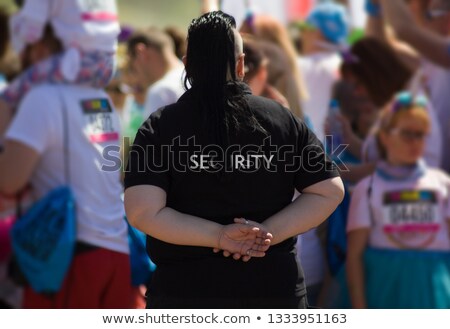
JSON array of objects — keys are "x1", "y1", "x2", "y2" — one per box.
[{"x1": 328, "y1": 99, "x2": 342, "y2": 148}]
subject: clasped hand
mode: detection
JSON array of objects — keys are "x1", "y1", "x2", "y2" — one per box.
[{"x1": 214, "y1": 218, "x2": 273, "y2": 262}]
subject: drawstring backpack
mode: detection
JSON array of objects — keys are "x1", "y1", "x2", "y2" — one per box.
[{"x1": 11, "y1": 88, "x2": 76, "y2": 293}]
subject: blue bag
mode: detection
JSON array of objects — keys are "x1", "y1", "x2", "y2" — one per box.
[
  {"x1": 326, "y1": 187, "x2": 351, "y2": 276},
  {"x1": 10, "y1": 88, "x2": 76, "y2": 293},
  {"x1": 126, "y1": 218, "x2": 156, "y2": 286},
  {"x1": 11, "y1": 187, "x2": 76, "y2": 293}
]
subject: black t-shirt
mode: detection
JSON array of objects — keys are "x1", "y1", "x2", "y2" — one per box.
[{"x1": 124, "y1": 85, "x2": 339, "y2": 307}]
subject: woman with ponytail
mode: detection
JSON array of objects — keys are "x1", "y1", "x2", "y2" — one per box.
[{"x1": 124, "y1": 11, "x2": 343, "y2": 309}]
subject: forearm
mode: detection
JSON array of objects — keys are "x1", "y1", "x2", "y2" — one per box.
[
  {"x1": 346, "y1": 135, "x2": 363, "y2": 160},
  {"x1": 346, "y1": 254, "x2": 367, "y2": 308},
  {"x1": 0, "y1": 99, "x2": 13, "y2": 136},
  {"x1": 380, "y1": 0, "x2": 450, "y2": 68},
  {"x1": 338, "y1": 163, "x2": 375, "y2": 185},
  {"x1": 131, "y1": 206, "x2": 222, "y2": 249},
  {"x1": 263, "y1": 179, "x2": 343, "y2": 245},
  {"x1": 365, "y1": 3, "x2": 419, "y2": 70},
  {"x1": 380, "y1": 0, "x2": 415, "y2": 36},
  {"x1": 365, "y1": 15, "x2": 387, "y2": 41}
]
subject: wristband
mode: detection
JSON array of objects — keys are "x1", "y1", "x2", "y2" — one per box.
[{"x1": 365, "y1": 0, "x2": 381, "y2": 18}]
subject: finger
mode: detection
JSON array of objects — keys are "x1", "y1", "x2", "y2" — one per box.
[
  {"x1": 213, "y1": 248, "x2": 220, "y2": 253},
  {"x1": 223, "y1": 250, "x2": 231, "y2": 257},
  {"x1": 252, "y1": 243, "x2": 270, "y2": 252},
  {"x1": 238, "y1": 225, "x2": 260, "y2": 234},
  {"x1": 246, "y1": 249, "x2": 266, "y2": 258},
  {"x1": 254, "y1": 237, "x2": 272, "y2": 245},
  {"x1": 234, "y1": 217, "x2": 250, "y2": 225},
  {"x1": 241, "y1": 255, "x2": 252, "y2": 262},
  {"x1": 233, "y1": 253, "x2": 242, "y2": 260},
  {"x1": 255, "y1": 231, "x2": 273, "y2": 240}
]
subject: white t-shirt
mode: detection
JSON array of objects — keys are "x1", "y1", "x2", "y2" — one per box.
[
  {"x1": 6, "y1": 85, "x2": 129, "y2": 254},
  {"x1": 144, "y1": 65, "x2": 186, "y2": 119},
  {"x1": 10, "y1": 0, "x2": 119, "y2": 54},
  {"x1": 298, "y1": 52, "x2": 341, "y2": 142},
  {"x1": 347, "y1": 168, "x2": 450, "y2": 251},
  {"x1": 296, "y1": 228, "x2": 325, "y2": 286}
]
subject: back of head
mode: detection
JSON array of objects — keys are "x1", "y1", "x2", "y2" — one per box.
[
  {"x1": 164, "y1": 26, "x2": 187, "y2": 60},
  {"x1": 127, "y1": 27, "x2": 174, "y2": 56},
  {"x1": 341, "y1": 37, "x2": 413, "y2": 108},
  {"x1": 185, "y1": 11, "x2": 239, "y2": 92},
  {"x1": 185, "y1": 11, "x2": 264, "y2": 147},
  {"x1": 242, "y1": 37, "x2": 267, "y2": 82}
]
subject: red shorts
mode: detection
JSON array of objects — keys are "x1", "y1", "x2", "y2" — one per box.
[{"x1": 23, "y1": 246, "x2": 132, "y2": 308}]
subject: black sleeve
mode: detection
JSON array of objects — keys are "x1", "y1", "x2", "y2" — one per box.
[
  {"x1": 292, "y1": 114, "x2": 340, "y2": 191},
  {"x1": 124, "y1": 111, "x2": 170, "y2": 192}
]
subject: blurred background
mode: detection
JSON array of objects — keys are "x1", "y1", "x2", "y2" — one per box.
[{"x1": 1, "y1": 0, "x2": 450, "y2": 310}]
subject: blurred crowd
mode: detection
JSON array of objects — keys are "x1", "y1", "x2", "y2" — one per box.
[{"x1": 1, "y1": 0, "x2": 450, "y2": 309}]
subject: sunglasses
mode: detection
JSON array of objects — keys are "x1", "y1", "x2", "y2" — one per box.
[{"x1": 390, "y1": 128, "x2": 428, "y2": 142}]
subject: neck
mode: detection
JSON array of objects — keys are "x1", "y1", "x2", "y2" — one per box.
[
  {"x1": 386, "y1": 156, "x2": 418, "y2": 167},
  {"x1": 146, "y1": 54, "x2": 181, "y2": 86},
  {"x1": 164, "y1": 53, "x2": 181, "y2": 72},
  {"x1": 302, "y1": 38, "x2": 333, "y2": 56}
]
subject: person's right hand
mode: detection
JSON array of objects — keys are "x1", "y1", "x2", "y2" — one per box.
[{"x1": 214, "y1": 218, "x2": 273, "y2": 262}]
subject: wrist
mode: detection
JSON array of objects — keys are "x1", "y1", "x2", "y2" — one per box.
[
  {"x1": 216, "y1": 224, "x2": 225, "y2": 250},
  {"x1": 365, "y1": 0, "x2": 381, "y2": 18},
  {"x1": 263, "y1": 221, "x2": 281, "y2": 245}
]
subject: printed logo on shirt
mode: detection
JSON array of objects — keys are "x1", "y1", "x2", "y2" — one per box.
[
  {"x1": 81, "y1": 98, "x2": 118, "y2": 143},
  {"x1": 382, "y1": 189, "x2": 440, "y2": 249},
  {"x1": 78, "y1": 0, "x2": 118, "y2": 22}
]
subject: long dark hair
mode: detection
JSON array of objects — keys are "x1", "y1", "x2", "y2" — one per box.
[{"x1": 184, "y1": 11, "x2": 266, "y2": 148}]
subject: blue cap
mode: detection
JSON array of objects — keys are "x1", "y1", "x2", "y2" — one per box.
[{"x1": 306, "y1": 1, "x2": 349, "y2": 44}]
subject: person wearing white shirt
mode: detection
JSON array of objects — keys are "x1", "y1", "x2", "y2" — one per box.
[
  {"x1": 0, "y1": 0, "x2": 120, "y2": 135},
  {"x1": 126, "y1": 28, "x2": 185, "y2": 120},
  {"x1": 0, "y1": 23, "x2": 131, "y2": 309}
]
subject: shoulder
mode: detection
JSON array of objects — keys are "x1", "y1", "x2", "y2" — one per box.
[
  {"x1": 148, "y1": 67, "x2": 185, "y2": 94},
  {"x1": 246, "y1": 94, "x2": 296, "y2": 125},
  {"x1": 425, "y1": 167, "x2": 450, "y2": 183},
  {"x1": 20, "y1": 84, "x2": 111, "y2": 113},
  {"x1": 19, "y1": 85, "x2": 63, "y2": 114}
]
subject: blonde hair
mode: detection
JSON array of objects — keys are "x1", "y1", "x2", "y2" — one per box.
[
  {"x1": 376, "y1": 93, "x2": 430, "y2": 159},
  {"x1": 241, "y1": 15, "x2": 307, "y2": 118}
]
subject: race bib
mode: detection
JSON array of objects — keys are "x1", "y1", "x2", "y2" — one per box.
[
  {"x1": 81, "y1": 98, "x2": 119, "y2": 143},
  {"x1": 382, "y1": 190, "x2": 440, "y2": 248}
]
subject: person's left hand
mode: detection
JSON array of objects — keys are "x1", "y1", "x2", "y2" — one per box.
[{"x1": 214, "y1": 218, "x2": 273, "y2": 262}]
